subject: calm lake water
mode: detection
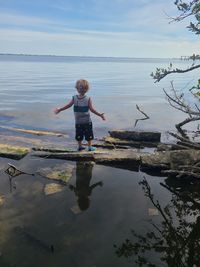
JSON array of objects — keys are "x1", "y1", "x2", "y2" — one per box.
[
  {"x1": 0, "y1": 54, "x2": 199, "y2": 137},
  {"x1": 0, "y1": 55, "x2": 199, "y2": 266}
]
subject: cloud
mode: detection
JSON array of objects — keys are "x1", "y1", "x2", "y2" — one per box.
[
  {"x1": 0, "y1": 28, "x2": 199, "y2": 58},
  {"x1": 0, "y1": 1, "x2": 198, "y2": 57},
  {"x1": 0, "y1": 6, "x2": 191, "y2": 39},
  {"x1": 0, "y1": 12, "x2": 51, "y2": 26}
]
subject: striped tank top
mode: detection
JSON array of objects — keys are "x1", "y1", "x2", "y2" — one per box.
[{"x1": 73, "y1": 95, "x2": 91, "y2": 124}]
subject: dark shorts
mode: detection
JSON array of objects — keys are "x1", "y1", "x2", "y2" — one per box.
[{"x1": 75, "y1": 122, "x2": 94, "y2": 141}]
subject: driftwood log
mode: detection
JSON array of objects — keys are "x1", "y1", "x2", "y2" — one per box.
[
  {"x1": 108, "y1": 130, "x2": 161, "y2": 142},
  {"x1": 103, "y1": 137, "x2": 160, "y2": 148}
]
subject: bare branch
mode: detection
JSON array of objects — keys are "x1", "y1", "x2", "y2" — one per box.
[
  {"x1": 177, "y1": 140, "x2": 200, "y2": 149},
  {"x1": 162, "y1": 81, "x2": 200, "y2": 135},
  {"x1": 176, "y1": 116, "x2": 200, "y2": 130},
  {"x1": 163, "y1": 85, "x2": 200, "y2": 115},
  {"x1": 169, "y1": 131, "x2": 200, "y2": 149}
]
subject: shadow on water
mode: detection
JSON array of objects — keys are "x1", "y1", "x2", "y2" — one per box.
[{"x1": 114, "y1": 176, "x2": 200, "y2": 267}]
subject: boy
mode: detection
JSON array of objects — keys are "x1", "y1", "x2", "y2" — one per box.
[{"x1": 54, "y1": 79, "x2": 105, "y2": 151}]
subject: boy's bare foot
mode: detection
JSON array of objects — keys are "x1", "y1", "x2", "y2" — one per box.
[{"x1": 78, "y1": 146, "x2": 85, "y2": 151}]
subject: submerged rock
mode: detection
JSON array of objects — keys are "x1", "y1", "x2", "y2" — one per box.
[
  {"x1": 44, "y1": 183, "x2": 65, "y2": 195},
  {"x1": 38, "y1": 164, "x2": 74, "y2": 184},
  {"x1": 70, "y1": 205, "x2": 82, "y2": 215},
  {"x1": 148, "y1": 208, "x2": 159, "y2": 216}
]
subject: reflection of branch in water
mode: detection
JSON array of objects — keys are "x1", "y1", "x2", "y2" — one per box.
[
  {"x1": 8, "y1": 176, "x2": 16, "y2": 193},
  {"x1": 14, "y1": 226, "x2": 54, "y2": 253},
  {"x1": 114, "y1": 177, "x2": 200, "y2": 266},
  {"x1": 160, "y1": 182, "x2": 200, "y2": 210},
  {"x1": 5, "y1": 163, "x2": 34, "y2": 192},
  {"x1": 5, "y1": 163, "x2": 34, "y2": 177}
]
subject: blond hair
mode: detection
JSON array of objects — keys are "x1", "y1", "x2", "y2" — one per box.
[{"x1": 75, "y1": 79, "x2": 90, "y2": 92}]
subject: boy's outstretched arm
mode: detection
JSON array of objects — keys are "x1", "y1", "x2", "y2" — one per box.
[
  {"x1": 88, "y1": 98, "x2": 106, "y2": 120},
  {"x1": 54, "y1": 99, "x2": 74, "y2": 114},
  {"x1": 90, "y1": 181, "x2": 103, "y2": 191}
]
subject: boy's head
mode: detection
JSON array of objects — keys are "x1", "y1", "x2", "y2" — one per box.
[{"x1": 75, "y1": 79, "x2": 90, "y2": 95}]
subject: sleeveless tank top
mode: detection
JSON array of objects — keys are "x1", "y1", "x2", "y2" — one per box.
[{"x1": 73, "y1": 95, "x2": 91, "y2": 124}]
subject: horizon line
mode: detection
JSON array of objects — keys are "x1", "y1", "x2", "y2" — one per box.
[{"x1": 0, "y1": 53, "x2": 181, "y2": 60}]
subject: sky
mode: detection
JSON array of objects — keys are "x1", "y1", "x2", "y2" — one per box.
[{"x1": 0, "y1": 0, "x2": 199, "y2": 58}]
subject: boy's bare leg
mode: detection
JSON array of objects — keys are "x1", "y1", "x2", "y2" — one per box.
[
  {"x1": 87, "y1": 140, "x2": 92, "y2": 147},
  {"x1": 78, "y1": 141, "x2": 83, "y2": 147},
  {"x1": 87, "y1": 140, "x2": 96, "y2": 151}
]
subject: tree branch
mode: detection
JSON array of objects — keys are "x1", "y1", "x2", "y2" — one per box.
[{"x1": 153, "y1": 64, "x2": 200, "y2": 83}]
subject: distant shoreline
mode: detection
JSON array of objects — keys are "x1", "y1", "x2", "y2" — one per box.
[{"x1": 0, "y1": 53, "x2": 178, "y2": 61}]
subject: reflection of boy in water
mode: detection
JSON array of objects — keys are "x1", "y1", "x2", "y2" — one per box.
[{"x1": 69, "y1": 162, "x2": 103, "y2": 211}]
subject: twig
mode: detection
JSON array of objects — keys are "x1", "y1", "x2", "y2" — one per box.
[
  {"x1": 164, "y1": 83, "x2": 200, "y2": 115},
  {"x1": 168, "y1": 0, "x2": 200, "y2": 23},
  {"x1": 169, "y1": 132, "x2": 189, "y2": 142},
  {"x1": 194, "y1": 162, "x2": 200, "y2": 167},
  {"x1": 162, "y1": 169, "x2": 200, "y2": 179},
  {"x1": 134, "y1": 105, "x2": 150, "y2": 127},
  {"x1": 169, "y1": 132, "x2": 200, "y2": 149},
  {"x1": 177, "y1": 141, "x2": 200, "y2": 150},
  {"x1": 180, "y1": 165, "x2": 200, "y2": 172}
]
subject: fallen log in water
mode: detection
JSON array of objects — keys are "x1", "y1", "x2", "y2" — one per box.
[
  {"x1": 140, "y1": 151, "x2": 170, "y2": 170},
  {"x1": 104, "y1": 136, "x2": 159, "y2": 148},
  {"x1": 169, "y1": 150, "x2": 200, "y2": 170}
]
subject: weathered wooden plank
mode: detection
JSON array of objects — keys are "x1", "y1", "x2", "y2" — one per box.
[{"x1": 0, "y1": 126, "x2": 67, "y2": 137}]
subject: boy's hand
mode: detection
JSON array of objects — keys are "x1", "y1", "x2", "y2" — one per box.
[
  {"x1": 54, "y1": 108, "x2": 60, "y2": 114},
  {"x1": 100, "y1": 113, "x2": 106, "y2": 121},
  {"x1": 99, "y1": 181, "x2": 103, "y2": 187}
]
